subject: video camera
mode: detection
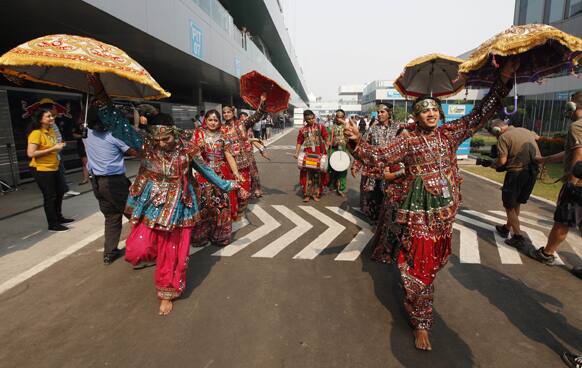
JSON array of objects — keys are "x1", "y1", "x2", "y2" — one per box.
[{"x1": 475, "y1": 157, "x2": 507, "y2": 172}]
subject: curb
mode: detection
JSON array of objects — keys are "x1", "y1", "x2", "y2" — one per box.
[{"x1": 460, "y1": 168, "x2": 557, "y2": 206}]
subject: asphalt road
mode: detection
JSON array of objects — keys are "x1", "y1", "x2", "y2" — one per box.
[{"x1": 0, "y1": 128, "x2": 581, "y2": 368}]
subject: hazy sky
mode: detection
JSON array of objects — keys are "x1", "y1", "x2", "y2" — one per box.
[{"x1": 280, "y1": 0, "x2": 516, "y2": 100}]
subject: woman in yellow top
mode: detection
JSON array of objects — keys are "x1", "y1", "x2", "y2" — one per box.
[{"x1": 27, "y1": 107, "x2": 73, "y2": 232}]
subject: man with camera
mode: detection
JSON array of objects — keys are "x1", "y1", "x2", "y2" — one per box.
[
  {"x1": 484, "y1": 119, "x2": 541, "y2": 248},
  {"x1": 532, "y1": 92, "x2": 582, "y2": 269},
  {"x1": 83, "y1": 104, "x2": 138, "y2": 264}
]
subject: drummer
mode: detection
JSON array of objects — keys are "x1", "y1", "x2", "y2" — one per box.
[
  {"x1": 294, "y1": 110, "x2": 329, "y2": 202},
  {"x1": 327, "y1": 109, "x2": 349, "y2": 196}
]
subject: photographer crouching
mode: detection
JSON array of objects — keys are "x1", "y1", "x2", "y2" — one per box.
[{"x1": 481, "y1": 118, "x2": 541, "y2": 248}]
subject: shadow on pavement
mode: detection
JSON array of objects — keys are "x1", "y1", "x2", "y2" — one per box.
[
  {"x1": 362, "y1": 252, "x2": 475, "y2": 368},
  {"x1": 449, "y1": 258, "x2": 582, "y2": 357}
]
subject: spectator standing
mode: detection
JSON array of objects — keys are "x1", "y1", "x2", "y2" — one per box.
[
  {"x1": 358, "y1": 116, "x2": 367, "y2": 134},
  {"x1": 533, "y1": 92, "x2": 582, "y2": 266},
  {"x1": 27, "y1": 107, "x2": 73, "y2": 232},
  {"x1": 83, "y1": 105, "x2": 137, "y2": 264},
  {"x1": 488, "y1": 119, "x2": 540, "y2": 247},
  {"x1": 72, "y1": 115, "x2": 90, "y2": 185}
]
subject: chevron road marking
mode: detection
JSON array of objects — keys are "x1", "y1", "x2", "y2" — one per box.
[
  {"x1": 326, "y1": 207, "x2": 374, "y2": 261},
  {"x1": 453, "y1": 223, "x2": 481, "y2": 264},
  {"x1": 457, "y1": 214, "x2": 523, "y2": 264},
  {"x1": 462, "y1": 210, "x2": 565, "y2": 266},
  {"x1": 252, "y1": 205, "x2": 313, "y2": 258},
  {"x1": 293, "y1": 206, "x2": 346, "y2": 260},
  {"x1": 212, "y1": 204, "x2": 280, "y2": 257},
  {"x1": 233, "y1": 217, "x2": 250, "y2": 232}
]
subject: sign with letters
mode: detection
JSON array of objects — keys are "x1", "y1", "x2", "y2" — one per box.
[
  {"x1": 442, "y1": 104, "x2": 474, "y2": 159},
  {"x1": 190, "y1": 20, "x2": 203, "y2": 60}
]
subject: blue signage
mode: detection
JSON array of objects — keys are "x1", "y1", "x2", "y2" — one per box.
[
  {"x1": 190, "y1": 20, "x2": 203, "y2": 59},
  {"x1": 386, "y1": 89, "x2": 402, "y2": 99},
  {"x1": 442, "y1": 104, "x2": 474, "y2": 157}
]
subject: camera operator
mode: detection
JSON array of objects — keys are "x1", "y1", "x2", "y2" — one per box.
[
  {"x1": 486, "y1": 119, "x2": 541, "y2": 248},
  {"x1": 83, "y1": 104, "x2": 138, "y2": 265},
  {"x1": 532, "y1": 91, "x2": 582, "y2": 269}
]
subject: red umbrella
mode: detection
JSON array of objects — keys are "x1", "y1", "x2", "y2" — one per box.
[{"x1": 240, "y1": 70, "x2": 290, "y2": 113}]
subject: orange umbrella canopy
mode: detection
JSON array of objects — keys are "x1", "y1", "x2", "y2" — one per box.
[
  {"x1": 0, "y1": 34, "x2": 170, "y2": 100},
  {"x1": 394, "y1": 53, "x2": 465, "y2": 98},
  {"x1": 240, "y1": 71, "x2": 290, "y2": 113},
  {"x1": 459, "y1": 24, "x2": 582, "y2": 87}
]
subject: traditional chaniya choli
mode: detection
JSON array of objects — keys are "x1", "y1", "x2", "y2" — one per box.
[
  {"x1": 98, "y1": 106, "x2": 235, "y2": 300},
  {"x1": 352, "y1": 78, "x2": 510, "y2": 330},
  {"x1": 327, "y1": 122, "x2": 348, "y2": 193},
  {"x1": 190, "y1": 128, "x2": 238, "y2": 246},
  {"x1": 297, "y1": 124, "x2": 328, "y2": 197},
  {"x1": 248, "y1": 137, "x2": 262, "y2": 196},
  {"x1": 353, "y1": 121, "x2": 404, "y2": 223},
  {"x1": 222, "y1": 103, "x2": 265, "y2": 218}
]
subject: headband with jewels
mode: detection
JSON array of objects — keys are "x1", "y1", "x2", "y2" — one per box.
[
  {"x1": 148, "y1": 125, "x2": 175, "y2": 138},
  {"x1": 376, "y1": 104, "x2": 392, "y2": 112},
  {"x1": 413, "y1": 98, "x2": 441, "y2": 114}
]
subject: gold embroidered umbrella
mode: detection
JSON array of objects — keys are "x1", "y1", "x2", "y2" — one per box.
[
  {"x1": 394, "y1": 53, "x2": 465, "y2": 98},
  {"x1": 459, "y1": 24, "x2": 582, "y2": 88},
  {"x1": 0, "y1": 34, "x2": 170, "y2": 100}
]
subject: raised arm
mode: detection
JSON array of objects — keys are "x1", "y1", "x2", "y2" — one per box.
[
  {"x1": 352, "y1": 135, "x2": 408, "y2": 169},
  {"x1": 445, "y1": 59, "x2": 519, "y2": 145},
  {"x1": 243, "y1": 93, "x2": 267, "y2": 130}
]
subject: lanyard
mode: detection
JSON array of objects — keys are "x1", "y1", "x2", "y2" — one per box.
[{"x1": 420, "y1": 130, "x2": 451, "y2": 198}]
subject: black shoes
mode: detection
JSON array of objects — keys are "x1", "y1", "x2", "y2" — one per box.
[
  {"x1": 103, "y1": 249, "x2": 122, "y2": 265},
  {"x1": 530, "y1": 247, "x2": 557, "y2": 266},
  {"x1": 571, "y1": 267, "x2": 582, "y2": 280},
  {"x1": 495, "y1": 224, "x2": 510, "y2": 238},
  {"x1": 561, "y1": 352, "x2": 582, "y2": 368},
  {"x1": 132, "y1": 261, "x2": 156, "y2": 270},
  {"x1": 504, "y1": 234, "x2": 527, "y2": 248},
  {"x1": 48, "y1": 224, "x2": 70, "y2": 232},
  {"x1": 58, "y1": 217, "x2": 75, "y2": 224}
]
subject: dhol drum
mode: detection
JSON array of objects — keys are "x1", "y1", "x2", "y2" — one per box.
[
  {"x1": 329, "y1": 151, "x2": 351, "y2": 172},
  {"x1": 297, "y1": 152, "x2": 328, "y2": 172}
]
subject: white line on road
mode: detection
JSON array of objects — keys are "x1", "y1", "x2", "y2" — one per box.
[
  {"x1": 1, "y1": 228, "x2": 103, "y2": 294},
  {"x1": 293, "y1": 206, "x2": 345, "y2": 260},
  {"x1": 462, "y1": 210, "x2": 564, "y2": 265},
  {"x1": 326, "y1": 207, "x2": 373, "y2": 261},
  {"x1": 252, "y1": 205, "x2": 312, "y2": 258},
  {"x1": 489, "y1": 210, "x2": 550, "y2": 230},
  {"x1": 21, "y1": 230, "x2": 42, "y2": 240},
  {"x1": 233, "y1": 217, "x2": 250, "y2": 232},
  {"x1": 212, "y1": 205, "x2": 280, "y2": 257},
  {"x1": 456, "y1": 214, "x2": 522, "y2": 264},
  {"x1": 453, "y1": 223, "x2": 481, "y2": 264}
]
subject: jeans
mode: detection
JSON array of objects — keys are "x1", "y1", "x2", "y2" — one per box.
[
  {"x1": 91, "y1": 175, "x2": 130, "y2": 255},
  {"x1": 32, "y1": 168, "x2": 67, "y2": 227}
]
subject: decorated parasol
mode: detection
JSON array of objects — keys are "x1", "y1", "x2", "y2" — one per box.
[
  {"x1": 240, "y1": 70, "x2": 290, "y2": 113},
  {"x1": 459, "y1": 24, "x2": 582, "y2": 114},
  {"x1": 394, "y1": 53, "x2": 466, "y2": 98},
  {"x1": 0, "y1": 34, "x2": 170, "y2": 100}
]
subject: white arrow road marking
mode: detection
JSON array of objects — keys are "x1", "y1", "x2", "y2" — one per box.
[
  {"x1": 463, "y1": 210, "x2": 565, "y2": 265},
  {"x1": 293, "y1": 206, "x2": 345, "y2": 260},
  {"x1": 489, "y1": 210, "x2": 550, "y2": 230},
  {"x1": 212, "y1": 205, "x2": 280, "y2": 257},
  {"x1": 453, "y1": 223, "x2": 480, "y2": 264},
  {"x1": 521, "y1": 211, "x2": 552, "y2": 222},
  {"x1": 457, "y1": 214, "x2": 522, "y2": 264},
  {"x1": 233, "y1": 217, "x2": 250, "y2": 232},
  {"x1": 326, "y1": 207, "x2": 374, "y2": 261},
  {"x1": 252, "y1": 205, "x2": 313, "y2": 258}
]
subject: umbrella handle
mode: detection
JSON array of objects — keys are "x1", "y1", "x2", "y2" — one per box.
[{"x1": 504, "y1": 74, "x2": 518, "y2": 116}]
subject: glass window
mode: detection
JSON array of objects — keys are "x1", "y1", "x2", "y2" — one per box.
[
  {"x1": 525, "y1": 0, "x2": 545, "y2": 23},
  {"x1": 569, "y1": 0, "x2": 582, "y2": 17},
  {"x1": 549, "y1": 0, "x2": 566, "y2": 22}
]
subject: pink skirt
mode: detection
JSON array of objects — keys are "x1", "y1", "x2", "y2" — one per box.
[{"x1": 125, "y1": 223, "x2": 193, "y2": 300}]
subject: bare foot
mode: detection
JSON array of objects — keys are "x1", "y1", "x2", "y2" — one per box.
[
  {"x1": 303, "y1": 196, "x2": 310, "y2": 203},
  {"x1": 313, "y1": 196, "x2": 320, "y2": 202},
  {"x1": 159, "y1": 299, "x2": 173, "y2": 316},
  {"x1": 413, "y1": 329, "x2": 432, "y2": 351},
  {"x1": 337, "y1": 190, "x2": 345, "y2": 197}
]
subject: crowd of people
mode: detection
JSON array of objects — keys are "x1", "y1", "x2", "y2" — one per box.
[{"x1": 24, "y1": 60, "x2": 582, "y2": 360}]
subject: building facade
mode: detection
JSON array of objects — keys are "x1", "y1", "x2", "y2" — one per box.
[
  {"x1": 0, "y1": 0, "x2": 310, "y2": 186},
  {"x1": 512, "y1": 0, "x2": 582, "y2": 134}
]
